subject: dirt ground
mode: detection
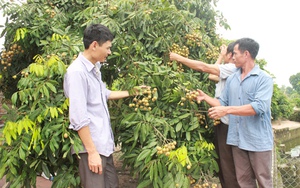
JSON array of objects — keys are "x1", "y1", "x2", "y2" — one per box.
[{"x1": 113, "y1": 151, "x2": 139, "y2": 188}]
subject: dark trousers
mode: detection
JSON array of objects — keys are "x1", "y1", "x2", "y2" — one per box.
[
  {"x1": 78, "y1": 153, "x2": 119, "y2": 188},
  {"x1": 214, "y1": 122, "x2": 240, "y2": 188},
  {"x1": 232, "y1": 146, "x2": 273, "y2": 188}
]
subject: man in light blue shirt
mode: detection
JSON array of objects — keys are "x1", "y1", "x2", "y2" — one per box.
[
  {"x1": 64, "y1": 24, "x2": 143, "y2": 188},
  {"x1": 196, "y1": 38, "x2": 273, "y2": 187}
]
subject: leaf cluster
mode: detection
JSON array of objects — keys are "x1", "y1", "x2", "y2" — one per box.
[{"x1": 0, "y1": 0, "x2": 236, "y2": 187}]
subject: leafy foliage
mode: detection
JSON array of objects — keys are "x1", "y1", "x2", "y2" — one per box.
[
  {"x1": 271, "y1": 84, "x2": 294, "y2": 120},
  {"x1": 289, "y1": 72, "x2": 300, "y2": 95},
  {"x1": 0, "y1": 0, "x2": 294, "y2": 188}
]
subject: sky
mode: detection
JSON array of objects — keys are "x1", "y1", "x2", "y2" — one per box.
[
  {"x1": 215, "y1": 0, "x2": 300, "y2": 87},
  {"x1": 1, "y1": 1, "x2": 300, "y2": 87}
]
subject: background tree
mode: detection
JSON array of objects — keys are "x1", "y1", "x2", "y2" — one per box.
[
  {"x1": 285, "y1": 73, "x2": 300, "y2": 121},
  {"x1": 289, "y1": 73, "x2": 300, "y2": 94},
  {"x1": 0, "y1": 0, "x2": 294, "y2": 187}
]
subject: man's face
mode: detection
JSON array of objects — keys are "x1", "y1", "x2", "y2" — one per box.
[
  {"x1": 232, "y1": 44, "x2": 245, "y2": 67},
  {"x1": 95, "y1": 41, "x2": 112, "y2": 63}
]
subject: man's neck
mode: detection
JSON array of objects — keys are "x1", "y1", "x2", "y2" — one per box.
[
  {"x1": 82, "y1": 50, "x2": 96, "y2": 65},
  {"x1": 241, "y1": 61, "x2": 255, "y2": 80}
]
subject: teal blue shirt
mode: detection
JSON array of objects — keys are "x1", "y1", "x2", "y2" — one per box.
[{"x1": 219, "y1": 65, "x2": 274, "y2": 152}]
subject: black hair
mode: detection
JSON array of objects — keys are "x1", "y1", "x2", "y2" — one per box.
[
  {"x1": 233, "y1": 38, "x2": 259, "y2": 59},
  {"x1": 226, "y1": 42, "x2": 235, "y2": 55},
  {"x1": 83, "y1": 24, "x2": 114, "y2": 49}
]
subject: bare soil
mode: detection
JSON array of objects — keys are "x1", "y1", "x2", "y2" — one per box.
[{"x1": 113, "y1": 151, "x2": 138, "y2": 188}]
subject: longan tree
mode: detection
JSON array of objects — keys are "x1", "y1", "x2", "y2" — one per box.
[{"x1": 2, "y1": 0, "x2": 290, "y2": 188}]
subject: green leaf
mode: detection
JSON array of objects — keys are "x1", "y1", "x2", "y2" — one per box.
[
  {"x1": 42, "y1": 85, "x2": 50, "y2": 99},
  {"x1": 178, "y1": 113, "x2": 190, "y2": 119},
  {"x1": 45, "y1": 82, "x2": 57, "y2": 93},
  {"x1": 136, "y1": 180, "x2": 152, "y2": 188},
  {"x1": 19, "y1": 148, "x2": 26, "y2": 161},
  {"x1": 42, "y1": 162, "x2": 51, "y2": 178},
  {"x1": 175, "y1": 122, "x2": 182, "y2": 132},
  {"x1": 136, "y1": 149, "x2": 151, "y2": 162},
  {"x1": 11, "y1": 93, "x2": 18, "y2": 105},
  {"x1": 186, "y1": 132, "x2": 191, "y2": 141}
]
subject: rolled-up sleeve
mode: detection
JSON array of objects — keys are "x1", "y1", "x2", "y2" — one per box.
[
  {"x1": 250, "y1": 76, "x2": 273, "y2": 116},
  {"x1": 64, "y1": 70, "x2": 90, "y2": 131}
]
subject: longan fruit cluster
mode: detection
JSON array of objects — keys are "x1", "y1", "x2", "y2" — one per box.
[
  {"x1": 195, "y1": 113, "x2": 206, "y2": 126},
  {"x1": 129, "y1": 87, "x2": 157, "y2": 111},
  {"x1": 45, "y1": 9, "x2": 56, "y2": 18},
  {"x1": 1, "y1": 44, "x2": 23, "y2": 72},
  {"x1": 213, "y1": 119, "x2": 220, "y2": 126},
  {"x1": 205, "y1": 47, "x2": 219, "y2": 60},
  {"x1": 179, "y1": 89, "x2": 200, "y2": 106},
  {"x1": 188, "y1": 176, "x2": 197, "y2": 184},
  {"x1": 20, "y1": 71, "x2": 29, "y2": 78},
  {"x1": 193, "y1": 182, "x2": 218, "y2": 188},
  {"x1": 185, "y1": 33, "x2": 202, "y2": 47},
  {"x1": 144, "y1": 9, "x2": 153, "y2": 14},
  {"x1": 189, "y1": 176, "x2": 219, "y2": 188},
  {"x1": 156, "y1": 140, "x2": 177, "y2": 157},
  {"x1": 110, "y1": 5, "x2": 118, "y2": 11},
  {"x1": 168, "y1": 43, "x2": 189, "y2": 72}
]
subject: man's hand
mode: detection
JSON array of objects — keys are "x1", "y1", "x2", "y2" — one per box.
[
  {"x1": 220, "y1": 44, "x2": 227, "y2": 57},
  {"x1": 169, "y1": 52, "x2": 182, "y2": 62},
  {"x1": 88, "y1": 151, "x2": 102, "y2": 174},
  {"x1": 208, "y1": 106, "x2": 227, "y2": 120},
  {"x1": 129, "y1": 85, "x2": 150, "y2": 96},
  {"x1": 195, "y1": 89, "x2": 207, "y2": 103}
]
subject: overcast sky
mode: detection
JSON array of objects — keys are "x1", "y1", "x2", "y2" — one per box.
[
  {"x1": 1, "y1": 1, "x2": 300, "y2": 87},
  {"x1": 215, "y1": 0, "x2": 300, "y2": 87}
]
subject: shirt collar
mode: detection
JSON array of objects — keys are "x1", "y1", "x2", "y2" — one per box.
[
  {"x1": 236, "y1": 64, "x2": 260, "y2": 77},
  {"x1": 78, "y1": 53, "x2": 101, "y2": 72},
  {"x1": 249, "y1": 64, "x2": 260, "y2": 75}
]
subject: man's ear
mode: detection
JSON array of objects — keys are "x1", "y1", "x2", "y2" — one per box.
[
  {"x1": 244, "y1": 50, "x2": 250, "y2": 58},
  {"x1": 90, "y1": 41, "x2": 98, "y2": 51}
]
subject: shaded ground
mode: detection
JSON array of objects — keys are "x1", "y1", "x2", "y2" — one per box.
[{"x1": 114, "y1": 151, "x2": 139, "y2": 188}]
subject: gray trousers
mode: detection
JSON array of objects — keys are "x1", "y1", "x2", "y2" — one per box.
[
  {"x1": 79, "y1": 153, "x2": 119, "y2": 188},
  {"x1": 232, "y1": 146, "x2": 273, "y2": 188}
]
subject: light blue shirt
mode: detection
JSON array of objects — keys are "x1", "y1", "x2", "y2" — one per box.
[
  {"x1": 219, "y1": 65, "x2": 274, "y2": 152},
  {"x1": 63, "y1": 53, "x2": 114, "y2": 157},
  {"x1": 215, "y1": 63, "x2": 237, "y2": 124}
]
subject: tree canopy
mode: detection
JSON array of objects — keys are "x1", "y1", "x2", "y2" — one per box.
[{"x1": 0, "y1": 0, "x2": 294, "y2": 187}]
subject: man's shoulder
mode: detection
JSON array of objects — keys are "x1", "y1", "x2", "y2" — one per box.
[
  {"x1": 256, "y1": 68, "x2": 273, "y2": 82},
  {"x1": 219, "y1": 63, "x2": 238, "y2": 79},
  {"x1": 219, "y1": 63, "x2": 237, "y2": 70},
  {"x1": 67, "y1": 59, "x2": 86, "y2": 72}
]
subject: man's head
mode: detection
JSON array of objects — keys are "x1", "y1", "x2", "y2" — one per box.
[
  {"x1": 232, "y1": 38, "x2": 259, "y2": 67},
  {"x1": 83, "y1": 24, "x2": 114, "y2": 63},
  {"x1": 83, "y1": 24, "x2": 114, "y2": 49},
  {"x1": 224, "y1": 42, "x2": 234, "y2": 63},
  {"x1": 233, "y1": 38, "x2": 259, "y2": 59}
]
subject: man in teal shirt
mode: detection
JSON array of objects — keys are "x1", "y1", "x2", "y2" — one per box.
[{"x1": 196, "y1": 38, "x2": 273, "y2": 187}]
